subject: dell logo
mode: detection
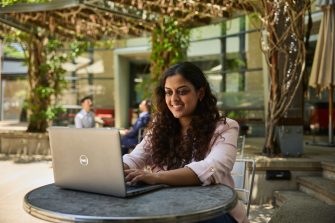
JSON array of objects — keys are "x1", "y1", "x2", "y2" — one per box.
[{"x1": 79, "y1": 155, "x2": 88, "y2": 166}]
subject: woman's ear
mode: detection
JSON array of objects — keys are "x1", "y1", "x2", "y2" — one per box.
[{"x1": 198, "y1": 87, "x2": 205, "y2": 101}]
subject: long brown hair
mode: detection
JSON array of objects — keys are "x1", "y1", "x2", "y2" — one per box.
[{"x1": 147, "y1": 62, "x2": 225, "y2": 170}]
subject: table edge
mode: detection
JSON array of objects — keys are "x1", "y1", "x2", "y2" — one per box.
[{"x1": 23, "y1": 184, "x2": 238, "y2": 223}]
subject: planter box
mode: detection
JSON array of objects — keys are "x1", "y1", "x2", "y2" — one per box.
[
  {"x1": 275, "y1": 125, "x2": 304, "y2": 157},
  {"x1": 0, "y1": 131, "x2": 50, "y2": 156}
]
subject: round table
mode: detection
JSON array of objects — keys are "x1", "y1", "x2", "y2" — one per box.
[{"x1": 24, "y1": 183, "x2": 237, "y2": 223}]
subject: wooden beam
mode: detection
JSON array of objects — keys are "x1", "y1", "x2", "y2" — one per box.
[{"x1": 0, "y1": 0, "x2": 81, "y2": 13}]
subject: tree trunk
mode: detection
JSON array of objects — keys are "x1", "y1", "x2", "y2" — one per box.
[
  {"x1": 264, "y1": 119, "x2": 275, "y2": 155},
  {"x1": 262, "y1": 0, "x2": 307, "y2": 155},
  {"x1": 27, "y1": 35, "x2": 50, "y2": 132}
]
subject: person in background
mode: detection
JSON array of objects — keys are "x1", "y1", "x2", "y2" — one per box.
[
  {"x1": 121, "y1": 99, "x2": 151, "y2": 155},
  {"x1": 123, "y1": 62, "x2": 248, "y2": 223},
  {"x1": 75, "y1": 96, "x2": 95, "y2": 128}
]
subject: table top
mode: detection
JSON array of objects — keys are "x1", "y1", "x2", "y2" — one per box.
[{"x1": 24, "y1": 183, "x2": 237, "y2": 223}]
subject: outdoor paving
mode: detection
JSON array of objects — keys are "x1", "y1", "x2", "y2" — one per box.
[{"x1": 0, "y1": 160, "x2": 53, "y2": 223}]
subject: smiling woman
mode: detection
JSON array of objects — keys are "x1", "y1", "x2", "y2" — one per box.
[
  {"x1": 123, "y1": 62, "x2": 248, "y2": 223},
  {"x1": 164, "y1": 74, "x2": 204, "y2": 123}
]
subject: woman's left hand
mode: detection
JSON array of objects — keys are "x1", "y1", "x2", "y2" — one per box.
[{"x1": 124, "y1": 169, "x2": 159, "y2": 185}]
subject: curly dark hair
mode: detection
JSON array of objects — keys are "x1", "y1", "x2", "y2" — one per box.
[{"x1": 146, "y1": 62, "x2": 226, "y2": 170}]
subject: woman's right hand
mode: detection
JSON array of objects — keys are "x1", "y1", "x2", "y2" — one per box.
[
  {"x1": 124, "y1": 169, "x2": 159, "y2": 185},
  {"x1": 123, "y1": 163, "x2": 130, "y2": 170}
]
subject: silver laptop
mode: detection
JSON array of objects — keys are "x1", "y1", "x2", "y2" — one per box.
[{"x1": 48, "y1": 127, "x2": 165, "y2": 197}]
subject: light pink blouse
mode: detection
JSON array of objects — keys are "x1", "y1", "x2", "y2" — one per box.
[{"x1": 123, "y1": 118, "x2": 249, "y2": 223}]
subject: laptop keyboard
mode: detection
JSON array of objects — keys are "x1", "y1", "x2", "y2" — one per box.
[
  {"x1": 125, "y1": 182, "x2": 166, "y2": 195},
  {"x1": 126, "y1": 183, "x2": 150, "y2": 191}
]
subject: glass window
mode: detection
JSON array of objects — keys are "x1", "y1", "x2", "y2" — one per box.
[{"x1": 1, "y1": 79, "x2": 28, "y2": 120}]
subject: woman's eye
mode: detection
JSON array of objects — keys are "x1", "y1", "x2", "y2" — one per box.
[
  {"x1": 165, "y1": 91, "x2": 172, "y2": 96},
  {"x1": 177, "y1": 89, "x2": 189, "y2": 95}
]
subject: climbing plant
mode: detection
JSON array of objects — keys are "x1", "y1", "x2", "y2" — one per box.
[
  {"x1": 2, "y1": 30, "x2": 88, "y2": 132},
  {"x1": 136, "y1": 16, "x2": 190, "y2": 100},
  {"x1": 0, "y1": 0, "x2": 94, "y2": 132},
  {"x1": 241, "y1": 0, "x2": 312, "y2": 155}
]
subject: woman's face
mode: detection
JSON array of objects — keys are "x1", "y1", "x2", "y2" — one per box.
[{"x1": 164, "y1": 74, "x2": 203, "y2": 122}]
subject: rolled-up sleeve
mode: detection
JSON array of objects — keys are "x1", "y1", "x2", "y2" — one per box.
[
  {"x1": 185, "y1": 119, "x2": 239, "y2": 186},
  {"x1": 123, "y1": 136, "x2": 151, "y2": 169}
]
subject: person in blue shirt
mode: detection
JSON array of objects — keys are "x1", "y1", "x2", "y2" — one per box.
[{"x1": 121, "y1": 99, "x2": 151, "y2": 155}]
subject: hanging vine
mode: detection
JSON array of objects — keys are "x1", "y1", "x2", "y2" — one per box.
[
  {"x1": 136, "y1": 16, "x2": 190, "y2": 100},
  {"x1": 2, "y1": 29, "x2": 88, "y2": 132},
  {"x1": 26, "y1": 36, "x2": 89, "y2": 132}
]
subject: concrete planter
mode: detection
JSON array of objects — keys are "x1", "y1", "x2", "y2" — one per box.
[{"x1": 0, "y1": 131, "x2": 50, "y2": 156}]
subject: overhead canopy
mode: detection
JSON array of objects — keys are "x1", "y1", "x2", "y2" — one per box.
[{"x1": 0, "y1": 0, "x2": 251, "y2": 41}]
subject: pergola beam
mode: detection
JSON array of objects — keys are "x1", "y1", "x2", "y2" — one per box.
[
  {"x1": 0, "y1": 0, "x2": 81, "y2": 13},
  {"x1": 0, "y1": 0, "x2": 251, "y2": 41},
  {"x1": 83, "y1": 1, "x2": 153, "y2": 21},
  {"x1": 0, "y1": 14, "x2": 34, "y2": 33}
]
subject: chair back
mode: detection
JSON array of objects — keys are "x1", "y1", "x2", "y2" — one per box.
[
  {"x1": 236, "y1": 135, "x2": 246, "y2": 158},
  {"x1": 137, "y1": 128, "x2": 145, "y2": 142},
  {"x1": 232, "y1": 157, "x2": 256, "y2": 217}
]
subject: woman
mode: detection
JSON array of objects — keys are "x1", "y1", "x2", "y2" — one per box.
[{"x1": 123, "y1": 62, "x2": 248, "y2": 223}]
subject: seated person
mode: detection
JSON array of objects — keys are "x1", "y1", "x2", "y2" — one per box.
[
  {"x1": 75, "y1": 96, "x2": 95, "y2": 128},
  {"x1": 121, "y1": 99, "x2": 151, "y2": 155},
  {"x1": 123, "y1": 62, "x2": 247, "y2": 223}
]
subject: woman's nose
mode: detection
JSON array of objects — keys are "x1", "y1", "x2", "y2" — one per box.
[{"x1": 171, "y1": 91, "x2": 180, "y2": 101}]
